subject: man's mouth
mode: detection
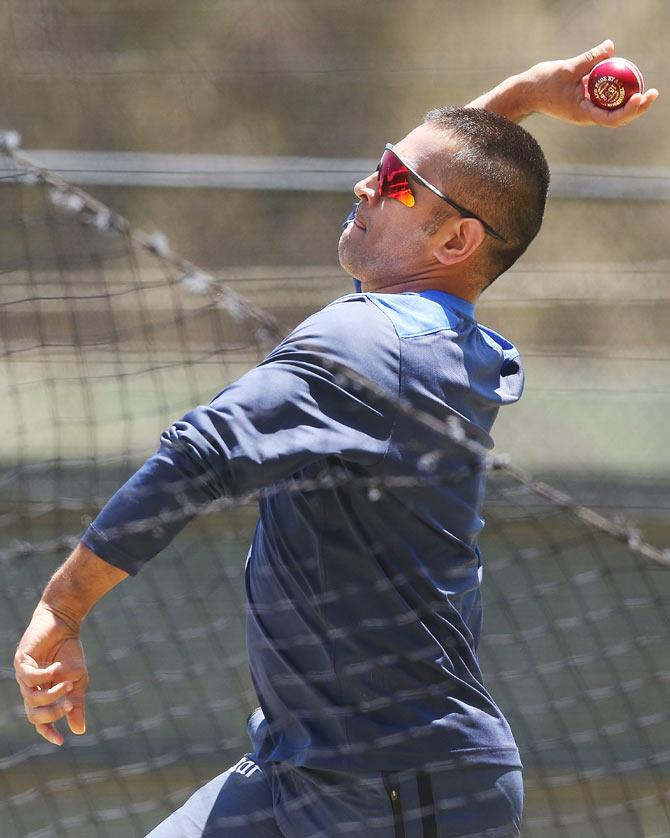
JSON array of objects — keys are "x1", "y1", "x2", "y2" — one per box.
[{"x1": 353, "y1": 216, "x2": 367, "y2": 230}]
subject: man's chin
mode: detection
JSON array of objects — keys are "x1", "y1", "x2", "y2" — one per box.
[
  {"x1": 337, "y1": 237, "x2": 357, "y2": 277},
  {"x1": 337, "y1": 232, "x2": 376, "y2": 285}
]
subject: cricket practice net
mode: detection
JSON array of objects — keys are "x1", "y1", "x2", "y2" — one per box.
[{"x1": 1, "y1": 141, "x2": 670, "y2": 838}]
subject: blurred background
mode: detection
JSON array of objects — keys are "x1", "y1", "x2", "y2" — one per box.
[{"x1": 1, "y1": 1, "x2": 669, "y2": 836}]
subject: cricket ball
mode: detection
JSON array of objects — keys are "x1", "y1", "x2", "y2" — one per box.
[{"x1": 587, "y1": 58, "x2": 644, "y2": 110}]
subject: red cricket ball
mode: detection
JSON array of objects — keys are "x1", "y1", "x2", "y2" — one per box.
[{"x1": 587, "y1": 57, "x2": 644, "y2": 110}]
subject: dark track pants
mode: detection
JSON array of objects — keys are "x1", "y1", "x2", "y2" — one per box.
[{"x1": 146, "y1": 712, "x2": 523, "y2": 838}]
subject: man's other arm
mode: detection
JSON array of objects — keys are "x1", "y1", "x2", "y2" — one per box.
[{"x1": 14, "y1": 298, "x2": 397, "y2": 744}]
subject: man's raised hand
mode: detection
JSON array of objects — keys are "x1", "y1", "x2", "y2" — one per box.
[
  {"x1": 468, "y1": 39, "x2": 659, "y2": 127},
  {"x1": 523, "y1": 40, "x2": 659, "y2": 127}
]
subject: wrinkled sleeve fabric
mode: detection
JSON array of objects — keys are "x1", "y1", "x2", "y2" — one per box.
[{"x1": 81, "y1": 297, "x2": 399, "y2": 575}]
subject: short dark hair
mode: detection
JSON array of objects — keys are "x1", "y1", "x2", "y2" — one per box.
[{"x1": 423, "y1": 106, "x2": 550, "y2": 285}]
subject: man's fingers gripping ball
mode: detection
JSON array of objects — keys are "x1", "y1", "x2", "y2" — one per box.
[
  {"x1": 569, "y1": 43, "x2": 658, "y2": 127},
  {"x1": 579, "y1": 75, "x2": 658, "y2": 127}
]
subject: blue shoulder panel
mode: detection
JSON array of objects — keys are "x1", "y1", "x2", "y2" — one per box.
[{"x1": 366, "y1": 290, "x2": 475, "y2": 338}]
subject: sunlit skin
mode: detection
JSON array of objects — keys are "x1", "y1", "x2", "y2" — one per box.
[{"x1": 338, "y1": 123, "x2": 489, "y2": 303}]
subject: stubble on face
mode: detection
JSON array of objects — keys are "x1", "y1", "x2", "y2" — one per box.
[{"x1": 337, "y1": 220, "x2": 429, "y2": 290}]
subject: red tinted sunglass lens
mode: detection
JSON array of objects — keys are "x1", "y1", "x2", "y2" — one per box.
[{"x1": 377, "y1": 149, "x2": 415, "y2": 207}]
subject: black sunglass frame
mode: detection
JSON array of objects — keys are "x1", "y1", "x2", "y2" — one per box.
[{"x1": 380, "y1": 143, "x2": 507, "y2": 244}]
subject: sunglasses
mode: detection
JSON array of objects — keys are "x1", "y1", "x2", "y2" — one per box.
[{"x1": 376, "y1": 143, "x2": 507, "y2": 244}]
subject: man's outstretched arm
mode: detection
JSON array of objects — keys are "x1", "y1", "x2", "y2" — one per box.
[
  {"x1": 13, "y1": 301, "x2": 396, "y2": 745},
  {"x1": 14, "y1": 544, "x2": 127, "y2": 745},
  {"x1": 467, "y1": 39, "x2": 659, "y2": 126}
]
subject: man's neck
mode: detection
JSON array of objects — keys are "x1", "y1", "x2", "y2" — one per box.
[{"x1": 359, "y1": 275, "x2": 480, "y2": 304}]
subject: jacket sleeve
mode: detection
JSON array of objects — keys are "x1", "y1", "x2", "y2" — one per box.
[{"x1": 81, "y1": 297, "x2": 399, "y2": 574}]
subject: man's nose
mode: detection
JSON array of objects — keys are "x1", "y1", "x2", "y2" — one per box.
[{"x1": 353, "y1": 172, "x2": 379, "y2": 203}]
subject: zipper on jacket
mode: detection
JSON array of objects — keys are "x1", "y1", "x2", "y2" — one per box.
[{"x1": 382, "y1": 772, "x2": 406, "y2": 838}]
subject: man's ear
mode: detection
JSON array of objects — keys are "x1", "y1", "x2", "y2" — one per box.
[{"x1": 432, "y1": 218, "x2": 486, "y2": 267}]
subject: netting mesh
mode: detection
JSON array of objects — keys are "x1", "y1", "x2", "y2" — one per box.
[
  {"x1": 1, "y1": 157, "x2": 273, "y2": 837},
  {"x1": 481, "y1": 490, "x2": 670, "y2": 837},
  {"x1": 1, "y1": 144, "x2": 669, "y2": 838}
]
